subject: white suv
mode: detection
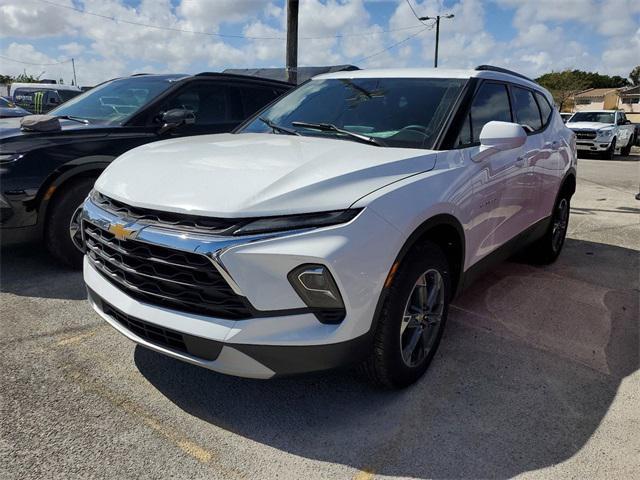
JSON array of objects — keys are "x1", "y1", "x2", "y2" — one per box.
[{"x1": 76, "y1": 66, "x2": 577, "y2": 388}]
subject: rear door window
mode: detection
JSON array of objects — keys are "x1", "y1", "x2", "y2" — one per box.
[
  {"x1": 240, "y1": 86, "x2": 283, "y2": 118},
  {"x1": 534, "y1": 91, "x2": 552, "y2": 127},
  {"x1": 512, "y1": 86, "x2": 542, "y2": 132}
]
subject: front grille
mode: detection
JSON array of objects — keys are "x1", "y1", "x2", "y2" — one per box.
[
  {"x1": 84, "y1": 221, "x2": 253, "y2": 319},
  {"x1": 92, "y1": 192, "x2": 243, "y2": 234},
  {"x1": 575, "y1": 130, "x2": 597, "y2": 140}
]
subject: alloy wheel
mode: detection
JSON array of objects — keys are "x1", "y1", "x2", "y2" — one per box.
[
  {"x1": 551, "y1": 198, "x2": 569, "y2": 252},
  {"x1": 400, "y1": 269, "x2": 445, "y2": 367}
]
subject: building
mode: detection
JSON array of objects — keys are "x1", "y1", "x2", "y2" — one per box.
[
  {"x1": 573, "y1": 86, "x2": 640, "y2": 122},
  {"x1": 618, "y1": 86, "x2": 640, "y2": 122}
]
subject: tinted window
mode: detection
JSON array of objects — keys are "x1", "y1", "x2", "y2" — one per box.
[
  {"x1": 534, "y1": 91, "x2": 552, "y2": 126},
  {"x1": 456, "y1": 82, "x2": 512, "y2": 146},
  {"x1": 159, "y1": 83, "x2": 242, "y2": 125},
  {"x1": 512, "y1": 86, "x2": 542, "y2": 131},
  {"x1": 241, "y1": 77, "x2": 467, "y2": 149},
  {"x1": 241, "y1": 86, "x2": 283, "y2": 117}
]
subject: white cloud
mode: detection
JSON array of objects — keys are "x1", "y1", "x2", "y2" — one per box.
[{"x1": 0, "y1": 0, "x2": 637, "y2": 85}]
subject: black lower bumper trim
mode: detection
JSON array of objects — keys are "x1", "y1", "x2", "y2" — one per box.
[
  {"x1": 88, "y1": 288, "x2": 372, "y2": 376},
  {"x1": 89, "y1": 288, "x2": 223, "y2": 361}
]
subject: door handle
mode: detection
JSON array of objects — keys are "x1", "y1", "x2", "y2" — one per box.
[
  {"x1": 545, "y1": 140, "x2": 561, "y2": 150},
  {"x1": 515, "y1": 156, "x2": 525, "y2": 166}
]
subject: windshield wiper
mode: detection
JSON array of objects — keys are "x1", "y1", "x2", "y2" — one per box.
[
  {"x1": 56, "y1": 115, "x2": 90, "y2": 125},
  {"x1": 291, "y1": 121, "x2": 386, "y2": 147},
  {"x1": 258, "y1": 117, "x2": 299, "y2": 135}
]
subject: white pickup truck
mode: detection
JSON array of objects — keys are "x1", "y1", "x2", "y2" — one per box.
[{"x1": 566, "y1": 110, "x2": 635, "y2": 159}]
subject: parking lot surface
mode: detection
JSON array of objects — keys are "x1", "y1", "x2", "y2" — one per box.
[{"x1": 1, "y1": 151, "x2": 639, "y2": 479}]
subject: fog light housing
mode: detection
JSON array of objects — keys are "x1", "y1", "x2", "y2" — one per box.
[{"x1": 288, "y1": 264, "x2": 345, "y2": 323}]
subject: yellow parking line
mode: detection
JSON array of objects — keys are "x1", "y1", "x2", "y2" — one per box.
[
  {"x1": 65, "y1": 369, "x2": 218, "y2": 467},
  {"x1": 353, "y1": 468, "x2": 375, "y2": 480},
  {"x1": 56, "y1": 330, "x2": 98, "y2": 346}
]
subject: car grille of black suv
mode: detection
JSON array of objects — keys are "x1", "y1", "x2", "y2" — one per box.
[
  {"x1": 575, "y1": 130, "x2": 597, "y2": 140},
  {"x1": 92, "y1": 191, "x2": 243, "y2": 234},
  {"x1": 83, "y1": 221, "x2": 253, "y2": 319}
]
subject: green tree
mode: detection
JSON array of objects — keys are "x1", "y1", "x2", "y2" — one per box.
[
  {"x1": 536, "y1": 70, "x2": 589, "y2": 111},
  {"x1": 630, "y1": 66, "x2": 640, "y2": 86}
]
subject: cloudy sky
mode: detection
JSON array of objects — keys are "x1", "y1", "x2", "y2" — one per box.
[{"x1": 1, "y1": 0, "x2": 638, "y2": 86}]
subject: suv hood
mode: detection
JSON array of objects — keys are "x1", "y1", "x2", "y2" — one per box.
[
  {"x1": 566, "y1": 121, "x2": 614, "y2": 130},
  {"x1": 95, "y1": 133, "x2": 437, "y2": 217},
  {"x1": 0, "y1": 116, "x2": 111, "y2": 153}
]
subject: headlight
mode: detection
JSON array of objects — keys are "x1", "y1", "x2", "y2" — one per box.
[
  {"x1": 232, "y1": 209, "x2": 362, "y2": 236},
  {"x1": 0, "y1": 153, "x2": 23, "y2": 164},
  {"x1": 597, "y1": 129, "x2": 614, "y2": 139}
]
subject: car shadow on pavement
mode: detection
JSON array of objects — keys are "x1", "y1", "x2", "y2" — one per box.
[
  {"x1": 0, "y1": 244, "x2": 86, "y2": 300},
  {"x1": 135, "y1": 238, "x2": 638, "y2": 479}
]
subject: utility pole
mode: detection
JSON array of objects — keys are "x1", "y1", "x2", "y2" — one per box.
[
  {"x1": 286, "y1": 0, "x2": 299, "y2": 84},
  {"x1": 418, "y1": 14, "x2": 454, "y2": 68},
  {"x1": 71, "y1": 58, "x2": 77, "y2": 86}
]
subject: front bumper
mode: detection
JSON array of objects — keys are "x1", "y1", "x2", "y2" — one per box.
[
  {"x1": 81, "y1": 197, "x2": 403, "y2": 377},
  {"x1": 575, "y1": 139, "x2": 613, "y2": 152}
]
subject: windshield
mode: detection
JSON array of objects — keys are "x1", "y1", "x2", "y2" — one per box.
[
  {"x1": 569, "y1": 112, "x2": 615, "y2": 124},
  {"x1": 240, "y1": 77, "x2": 467, "y2": 149},
  {"x1": 50, "y1": 76, "x2": 178, "y2": 125}
]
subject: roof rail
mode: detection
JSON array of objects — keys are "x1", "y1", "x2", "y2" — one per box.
[
  {"x1": 194, "y1": 71, "x2": 293, "y2": 86},
  {"x1": 475, "y1": 65, "x2": 535, "y2": 83}
]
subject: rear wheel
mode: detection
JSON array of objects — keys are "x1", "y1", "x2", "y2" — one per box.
[
  {"x1": 359, "y1": 242, "x2": 450, "y2": 389},
  {"x1": 45, "y1": 177, "x2": 95, "y2": 269},
  {"x1": 526, "y1": 191, "x2": 570, "y2": 265}
]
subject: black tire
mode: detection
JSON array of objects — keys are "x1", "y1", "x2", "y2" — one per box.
[
  {"x1": 359, "y1": 242, "x2": 451, "y2": 389},
  {"x1": 526, "y1": 190, "x2": 571, "y2": 265},
  {"x1": 601, "y1": 138, "x2": 616, "y2": 160},
  {"x1": 620, "y1": 140, "x2": 632, "y2": 157},
  {"x1": 45, "y1": 177, "x2": 95, "y2": 269}
]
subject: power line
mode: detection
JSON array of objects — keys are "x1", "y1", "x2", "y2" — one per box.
[
  {"x1": 0, "y1": 54, "x2": 73, "y2": 66},
  {"x1": 34, "y1": 0, "x2": 426, "y2": 41},
  {"x1": 354, "y1": 26, "x2": 431, "y2": 64},
  {"x1": 404, "y1": 0, "x2": 430, "y2": 26}
]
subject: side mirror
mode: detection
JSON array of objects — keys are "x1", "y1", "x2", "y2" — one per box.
[
  {"x1": 472, "y1": 121, "x2": 527, "y2": 162},
  {"x1": 624, "y1": 119, "x2": 632, "y2": 125},
  {"x1": 158, "y1": 108, "x2": 195, "y2": 134}
]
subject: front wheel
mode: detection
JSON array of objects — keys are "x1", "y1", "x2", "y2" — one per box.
[
  {"x1": 45, "y1": 177, "x2": 95, "y2": 269},
  {"x1": 601, "y1": 138, "x2": 616, "y2": 160},
  {"x1": 359, "y1": 242, "x2": 450, "y2": 389},
  {"x1": 620, "y1": 139, "x2": 632, "y2": 157}
]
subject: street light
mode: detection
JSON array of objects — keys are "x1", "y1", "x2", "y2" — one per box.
[{"x1": 418, "y1": 14, "x2": 455, "y2": 68}]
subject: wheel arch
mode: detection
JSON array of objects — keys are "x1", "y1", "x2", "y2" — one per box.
[{"x1": 36, "y1": 156, "x2": 113, "y2": 233}]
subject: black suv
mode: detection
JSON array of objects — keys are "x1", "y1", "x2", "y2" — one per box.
[{"x1": 0, "y1": 73, "x2": 292, "y2": 267}]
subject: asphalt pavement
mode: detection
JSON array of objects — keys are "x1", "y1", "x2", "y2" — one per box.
[{"x1": 1, "y1": 150, "x2": 638, "y2": 479}]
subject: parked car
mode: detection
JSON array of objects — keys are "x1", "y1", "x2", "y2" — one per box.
[
  {"x1": 75, "y1": 65, "x2": 577, "y2": 388},
  {"x1": 9, "y1": 83, "x2": 82, "y2": 114},
  {"x1": 0, "y1": 73, "x2": 292, "y2": 266},
  {"x1": 560, "y1": 112, "x2": 573, "y2": 123},
  {"x1": 633, "y1": 123, "x2": 640, "y2": 146},
  {"x1": 566, "y1": 110, "x2": 635, "y2": 158},
  {"x1": 0, "y1": 96, "x2": 30, "y2": 118}
]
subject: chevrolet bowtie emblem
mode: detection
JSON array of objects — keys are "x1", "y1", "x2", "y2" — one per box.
[{"x1": 108, "y1": 223, "x2": 138, "y2": 241}]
